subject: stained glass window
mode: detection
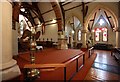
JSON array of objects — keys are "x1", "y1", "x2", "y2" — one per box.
[
  {"x1": 103, "y1": 28, "x2": 107, "y2": 41},
  {"x1": 95, "y1": 29, "x2": 100, "y2": 41},
  {"x1": 78, "y1": 30, "x2": 81, "y2": 41}
]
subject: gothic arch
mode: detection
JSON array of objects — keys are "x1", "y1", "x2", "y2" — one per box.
[
  {"x1": 65, "y1": 15, "x2": 82, "y2": 36},
  {"x1": 85, "y1": 5, "x2": 118, "y2": 31},
  {"x1": 65, "y1": 15, "x2": 83, "y2": 46}
]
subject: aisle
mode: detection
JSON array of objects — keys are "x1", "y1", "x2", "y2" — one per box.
[{"x1": 85, "y1": 50, "x2": 120, "y2": 80}]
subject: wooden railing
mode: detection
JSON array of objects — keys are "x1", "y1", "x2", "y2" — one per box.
[
  {"x1": 24, "y1": 63, "x2": 65, "y2": 69},
  {"x1": 88, "y1": 47, "x2": 94, "y2": 58},
  {"x1": 24, "y1": 52, "x2": 85, "y2": 82}
]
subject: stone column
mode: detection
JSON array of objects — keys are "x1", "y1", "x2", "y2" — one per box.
[
  {"x1": 0, "y1": 1, "x2": 2, "y2": 81},
  {"x1": 81, "y1": 29, "x2": 87, "y2": 48},
  {"x1": 116, "y1": 17, "x2": 120, "y2": 48},
  {"x1": 57, "y1": 31, "x2": 68, "y2": 49},
  {"x1": 69, "y1": 33, "x2": 74, "y2": 48},
  {"x1": 116, "y1": 2, "x2": 120, "y2": 48},
  {"x1": 116, "y1": 31, "x2": 120, "y2": 48},
  {"x1": 0, "y1": 1, "x2": 21, "y2": 81}
]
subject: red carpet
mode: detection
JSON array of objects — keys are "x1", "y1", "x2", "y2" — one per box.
[
  {"x1": 72, "y1": 52, "x2": 97, "y2": 80},
  {"x1": 17, "y1": 48, "x2": 83, "y2": 68},
  {"x1": 19, "y1": 48, "x2": 83, "y2": 63},
  {"x1": 13, "y1": 48, "x2": 96, "y2": 81}
]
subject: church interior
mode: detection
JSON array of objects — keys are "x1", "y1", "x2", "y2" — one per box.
[{"x1": 0, "y1": 0, "x2": 120, "y2": 81}]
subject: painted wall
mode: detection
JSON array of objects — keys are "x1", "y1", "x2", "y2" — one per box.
[
  {"x1": 40, "y1": 24, "x2": 58, "y2": 42},
  {"x1": 37, "y1": 2, "x2": 58, "y2": 42}
]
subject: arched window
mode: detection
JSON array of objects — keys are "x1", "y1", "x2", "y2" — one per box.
[
  {"x1": 78, "y1": 30, "x2": 82, "y2": 41},
  {"x1": 19, "y1": 20, "x2": 24, "y2": 35},
  {"x1": 102, "y1": 28, "x2": 107, "y2": 41},
  {"x1": 95, "y1": 30, "x2": 100, "y2": 41},
  {"x1": 19, "y1": 15, "x2": 30, "y2": 37},
  {"x1": 87, "y1": 8, "x2": 117, "y2": 44},
  {"x1": 94, "y1": 27, "x2": 108, "y2": 42}
]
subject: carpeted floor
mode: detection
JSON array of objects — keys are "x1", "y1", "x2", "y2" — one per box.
[
  {"x1": 12, "y1": 48, "x2": 97, "y2": 81},
  {"x1": 72, "y1": 52, "x2": 97, "y2": 80}
]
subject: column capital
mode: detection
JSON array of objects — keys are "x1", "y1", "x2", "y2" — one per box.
[{"x1": 81, "y1": 29, "x2": 87, "y2": 33}]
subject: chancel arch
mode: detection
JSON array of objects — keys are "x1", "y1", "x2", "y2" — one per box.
[{"x1": 85, "y1": 6, "x2": 118, "y2": 48}]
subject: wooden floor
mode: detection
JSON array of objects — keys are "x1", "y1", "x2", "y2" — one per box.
[{"x1": 85, "y1": 50, "x2": 120, "y2": 81}]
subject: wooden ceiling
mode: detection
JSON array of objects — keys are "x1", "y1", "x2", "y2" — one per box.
[
  {"x1": 12, "y1": 1, "x2": 115, "y2": 32},
  {"x1": 12, "y1": 2, "x2": 64, "y2": 31},
  {"x1": 12, "y1": 1, "x2": 88, "y2": 31}
]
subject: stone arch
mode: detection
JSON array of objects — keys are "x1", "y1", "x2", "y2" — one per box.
[
  {"x1": 85, "y1": 5, "x2": 118, "y2": 46},
  {"x1": 65, "y1": 13, "x2": 82, "y2": 28},
  {"x1": 65, "y1": 15, "x2": 82, "y2": 37},
  {"x1": 65, "y1": 15, "x2": 83, "y2": 48},
  {"x1": 85, "y1": 5, "x2": 118, "y2": 31}
]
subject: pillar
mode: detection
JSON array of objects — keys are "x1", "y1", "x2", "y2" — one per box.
[
  {"x1": 116, "y1": 16, "x2": 120, "y2": 48},
  {"x1": 81, "y1": 29, "x2": 87, "y2": 48},
  {"x1": 57, "y1": 31, "x2": 68, "y2": 49},
  {"x1": 82, "y1": 22, "x2": 87, "y2": 48},
  {"x1": 69, "y1": 32, "x2": 74, "y2": 48},
  {"x1": 116, "y1": 1, "x2": 120, "y2": 48},
  {"x1": 0, "y1": 1, "x2": 21, "y2": 81},
  {"x1": 0, "y1": 1, "x2": 2, "y2": 81},
  {"x1": 116, "y1": 31, "x2": 120, "y2": 48}
]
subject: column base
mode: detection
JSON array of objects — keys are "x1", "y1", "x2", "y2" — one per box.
[
  {"x1": 58, "y1": 44, "x2": 68, "y2": 49},
  {"x1": 58, "y1": 38, "x2": 68, "y2": 49},
  {"x1": 0, "y1": 59, "x2": 21, "y2": 81}
]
